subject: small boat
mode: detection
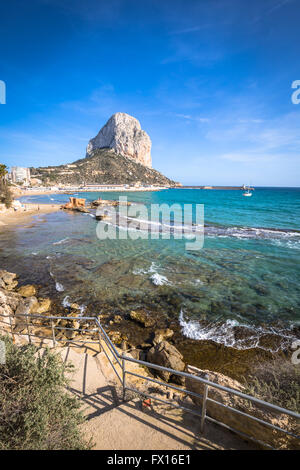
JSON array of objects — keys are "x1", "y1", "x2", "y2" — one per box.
[{"x1": 242, "y1": 184, "x2": 253, "y2": 196}]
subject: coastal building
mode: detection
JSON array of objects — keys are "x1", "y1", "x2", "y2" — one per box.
[{"x1": 11, "y1": 167, "x2": 31, "y2": 185}]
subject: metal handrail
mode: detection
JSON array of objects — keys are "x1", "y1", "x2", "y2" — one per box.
[{"x1": 1, "y1": 310, "x2": 299, "y2": 449}]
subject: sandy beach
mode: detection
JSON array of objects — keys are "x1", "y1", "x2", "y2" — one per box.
[{"x1": 0, "y1": 203, "x2": 61, "y2": 230}]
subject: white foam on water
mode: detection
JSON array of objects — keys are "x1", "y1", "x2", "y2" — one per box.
[
  {"x1": 133, "y1": 262, "x2": 171, "y2": 285},
  {"x1": 55, "y1": 282, "x2": 64, "y2": 292},
  {"x1": 179, "y1": 310, "x2": 297, "y2": 352},
  {"x1": 53, "y1": 237, "x2": 70, "y2": 245},
  {"x1": 151, "y1": 272, "x2": 170, "y2": 286},
  {"x1": 62, "y1": 295, "x2": 86, "y2": 316},
  {"x1": 62, "y1": 295, "x2": 71, "y2": 307}
]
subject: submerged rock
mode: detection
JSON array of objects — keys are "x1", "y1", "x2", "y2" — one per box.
[
  {"x1": 18, "y1": 285, "x2": 37, "y2": 298},
  {"x1": 130, "y1": 310, "x2": 156, "y2": 328}
]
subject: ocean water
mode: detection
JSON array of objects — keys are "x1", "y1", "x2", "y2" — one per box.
[{"x1": 1, "y1": 187, "x2": 299, "y2": 353}]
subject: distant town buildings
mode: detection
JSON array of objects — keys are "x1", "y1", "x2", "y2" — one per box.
[{"x1": 10, "y1": 167, "x2": 31, "y2": 185}]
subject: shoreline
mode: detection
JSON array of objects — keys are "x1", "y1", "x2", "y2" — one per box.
[
  {"x1": 15, "y1": 186, "x2": 169, "y2": 197},
  {"x1": 0, "y1": 203, "x2": 61, "y2": 230}
]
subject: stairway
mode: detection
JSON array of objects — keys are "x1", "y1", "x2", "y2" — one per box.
[{"x1": 54, "y1": 344, "x2": 256, "y2": 450}]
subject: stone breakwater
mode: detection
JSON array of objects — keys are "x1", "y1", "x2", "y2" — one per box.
[{"x1": 0, "y1": 268, "x2": 298, "y2": 449}]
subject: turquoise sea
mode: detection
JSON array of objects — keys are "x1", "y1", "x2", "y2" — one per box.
[{"x1": 0, "y1": 187, "x2": 299, "y2": 353}]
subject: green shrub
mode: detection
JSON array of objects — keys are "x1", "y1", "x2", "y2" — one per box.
[
  {"x1": 243, "y1": 359, "x2": 300, "y2": 414},
  {"x1": 0, "y1": 335, "x2": 92, "y2": 450}
]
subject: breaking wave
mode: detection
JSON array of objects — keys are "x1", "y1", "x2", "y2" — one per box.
[{"x1": 179, "y1": 310, "x2": 297, "y2": 352}]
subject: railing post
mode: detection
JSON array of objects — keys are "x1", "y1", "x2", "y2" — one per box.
[
  {"x1": 122, "y1": 353, "x2": 126, "y2": 402},
  {"x1": 9, "y1": 312, "x2": 15, "y2": 343},
  {"x1": 26, "y1": 313, "x2": 31, "y2": 344},
  {"x1": 200, "y1": 383, "x2": 209, "y2": 433},
  {"x1": 51, "y1": 319, "x2": 56, "y2": 347}
]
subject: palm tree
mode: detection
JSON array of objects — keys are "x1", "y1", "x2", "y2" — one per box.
[{"x1": 0, "y1": 164, "x2": 8, "y2": 183}]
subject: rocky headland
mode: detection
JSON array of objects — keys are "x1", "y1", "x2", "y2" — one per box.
[{"x1": 30, "y1": 113, "x2": 179, "y2": 187}]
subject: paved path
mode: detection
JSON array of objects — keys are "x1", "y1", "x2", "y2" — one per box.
[{"x1": 57, "y1": 344, "x2": 257, "y2": 450}]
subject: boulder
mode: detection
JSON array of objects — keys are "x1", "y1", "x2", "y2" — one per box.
[
  {"x1": 154, "y1": 328, "x2": 174, "y2": 344},
  {"x1": 15, "y1": 296, "x2": 38, "y2": 316},
  {"x1": 18, "y1": 285, "x2": 37, "y2": 298},
  {"x1": 113, "y1": 315, "x2": 122, "y2": 324},
  {"x1": 5, "y1": 281, "x2": 18, "y2": 291},
  {"x1": 108, "y1": 330, "x2": 128, "y2": 345},
  {"x1": 33, "y1": 298, "x2": 51, "y2": 314},
  {"x1": 147, "y1": 341, "x2": 186, "y2": 383},
  {"x1": 0, "y1": 270, "x2": 17, "y2": 286},
  {"x1": 130, "y1": 310, "x2": 155, "y2": 328},
  {"x1": 0, "y1": 288, "x2": 22, "y2": 311},
  {"x1": 86, "y1": 112, "x2": 152, "y2": 168},
  {"x1": 0, "y1": 304, "x2": 15, "y2": 330}
]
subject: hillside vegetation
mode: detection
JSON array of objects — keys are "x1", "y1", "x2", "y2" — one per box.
[{"x1": 31, "y1": 148, "x2": 177, "y2": 186}]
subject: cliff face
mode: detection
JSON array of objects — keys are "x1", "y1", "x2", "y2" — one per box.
[
  {"x1": 86, "y1": 113, "x2": 152, "y2": 168},
  {"x1": 30, "y1": 113, "x2": 179, "y2": 186}
]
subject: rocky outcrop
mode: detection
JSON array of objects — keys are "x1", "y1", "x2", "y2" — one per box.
[
  {"x1": 185, "y1": 365, "x2": 299, "y2": 450},
  {"x1": 62, "y1": 197, "x2": 89, "y2": 213},
  {"x1": 86, "y1": 113, "x2": 152, "y2": 167},
  {"x1": 91, "y1": 198, "x2": 131, "y2": 208},
  {"x1": 147, "y1": 341, "x2": 186, "y2": 383},
  {"x1": 18, "y1": 285, "x2": 37, "y2": 298}
]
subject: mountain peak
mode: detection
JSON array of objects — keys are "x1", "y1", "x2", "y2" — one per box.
[{"x1": 86, "y1": 113, "x2": 152, "y2": 167}]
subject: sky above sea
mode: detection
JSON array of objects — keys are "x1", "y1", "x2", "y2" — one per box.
[{"x1": 0, "y1": 0, "x2": 299, "y2": 186}]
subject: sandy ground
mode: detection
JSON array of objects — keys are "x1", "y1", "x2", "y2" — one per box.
[{"x1": 0, "y1": 203, "x2": 61, "y2": 230}]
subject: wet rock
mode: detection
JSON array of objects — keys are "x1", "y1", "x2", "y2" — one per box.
[
  {"x1": 95, "y1": 214, "x2": 112, "y2": 221},
  {"x1": 32, "y1": 298, "x2": 51, "y2": 314},
  {"x1": 18, "y1": 285, "x2": 37, "y2": 298},
  {"x1": 154, "y1": 328, "x2": 174, "y2": 344},
  {"x1": 113, "y1": 315, "x2": 122, "y2": 324},
  {"x1": 70, "y1": 303, "x2": 81, "y2": 310},
  {"x1": 130, "y1": 310, "x2": 156, "y2": 328},
  {"x1": 147, "y1": 341, "x2": 186, "y2": 383},
  {"x1": 108, "y1": 330, "x2": 128, "y2": 345},
  {"x1": 5, "y1": 281, "x2": 18, "y2": 291}
]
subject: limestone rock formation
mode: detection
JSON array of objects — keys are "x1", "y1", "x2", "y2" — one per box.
[
  {"x1": 147, "y1": 341, "x2": 186, "y2": 383},
  {"x1": 62, "y1": 197, "x2": 89, "y2": 213},
  {"x1": 86, "y1": 112, "x2": 152, "y2": 167}
]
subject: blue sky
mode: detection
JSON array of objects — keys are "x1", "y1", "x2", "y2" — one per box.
[{"x1": 0, "y1": 0, "x2": 299, "y2": 186}]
